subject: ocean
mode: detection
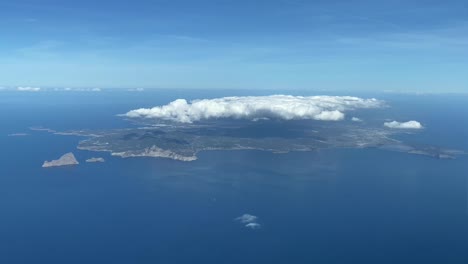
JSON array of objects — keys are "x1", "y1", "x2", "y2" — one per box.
[{"x1": 0, "y1": 90, "x2": 467, "y2": 263}]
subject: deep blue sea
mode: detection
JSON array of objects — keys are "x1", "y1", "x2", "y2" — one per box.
[{"x1": 0, "y1": 90, "x2": 467, "y2": 263}]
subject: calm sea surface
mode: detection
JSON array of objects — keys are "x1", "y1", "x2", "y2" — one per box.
[{"x1": 0, "y1": 90, "x2": 467, "y2": 263}]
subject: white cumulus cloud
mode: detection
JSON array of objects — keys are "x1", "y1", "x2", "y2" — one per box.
[
  {"x1": 245, "y1": 223, "x2": 261, "y2": 229},
  {"x1": 235, "y1": 214, "x2": 261, "y2": 230},
  {"x1": 235, "y1": 214, "x2": 258, "y2": 224},
  {"x1": 351, "y1": 117, "x2": 363, "y2": 122},
  {"x1": 124, "y1": 95, "x2": 383, "y2": 123},
  {"x1": 384, "y1": 120, "x2": 423, "y2": 129},
  {"x1": 17, "y1": 86, "x2": 41, "y2": 92}
]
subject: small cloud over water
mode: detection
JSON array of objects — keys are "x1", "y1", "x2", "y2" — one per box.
[{"x1": 235, "y1": 214, "x2": 261, "y2": 229}]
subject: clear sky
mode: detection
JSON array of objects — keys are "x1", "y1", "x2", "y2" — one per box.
[{"x1": 0, "y1": 0, "x2": 467, "y2": 92}]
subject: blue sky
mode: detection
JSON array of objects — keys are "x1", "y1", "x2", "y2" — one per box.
[{"x1": 0, "y1": 0, "x2": 467, "y2": 91}]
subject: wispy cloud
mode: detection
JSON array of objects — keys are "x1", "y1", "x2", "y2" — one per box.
[
  {"x1": 16, "y1": 40, "x2": 64, "y2": 59},
  {"x1": 23, "y1": 18, "x2": 38, "y2": 23},
  {"x1": 336, "y1": 23, "x2": 468, "y2": 51}
]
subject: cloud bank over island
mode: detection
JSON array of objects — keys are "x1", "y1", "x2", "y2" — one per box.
[
  {"x1": 124, "y1": 95, "x2": 383, "y2": 123},
  {"x1": 384, "y1": 120, "x2": 423, "y2": 129}
]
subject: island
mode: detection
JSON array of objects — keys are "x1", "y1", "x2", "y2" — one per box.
[
  {"x1": 42, "y1": 152, "x2": 79, "y2": 168},
  {"x1": 46, "y1": 120, "x2": 464, "y2": 162},
  {"x1": 32, "y1": 111, "x2": 465, "y2": 162},
  {"x1": 85, "y1": 157, "x2": 105, "y2": 163}
]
